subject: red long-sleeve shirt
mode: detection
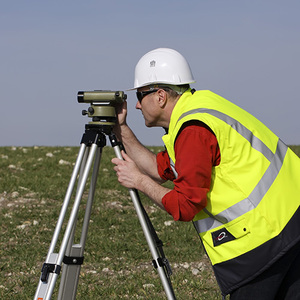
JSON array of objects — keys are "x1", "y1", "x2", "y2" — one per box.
[{"x1": 156, "y1": 121, "x2": 220, "y2": 222}]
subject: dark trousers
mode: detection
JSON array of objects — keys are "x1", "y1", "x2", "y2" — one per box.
[{"x1": 230, "y1": 242, "x2": 300, "y2": 300}]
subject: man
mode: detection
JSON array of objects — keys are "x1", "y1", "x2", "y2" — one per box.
[{"x1": 111, "y1": 48, "x2": 300, "y2": 299}]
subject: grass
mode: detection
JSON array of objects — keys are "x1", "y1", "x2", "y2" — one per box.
[{"x1": 1, "y1": 144, "x2": 299, "y2": 299}]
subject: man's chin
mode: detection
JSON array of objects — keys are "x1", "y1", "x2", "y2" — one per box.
[
  {"x1": 145, "y1": 122, "x2": 158, "y2": 128},
  {"x1": 144, "y1": 118, "x2": 158, "y2": 128},
  {"x1": 144, "y1": 120, "x2": 154, "y2": 128}
]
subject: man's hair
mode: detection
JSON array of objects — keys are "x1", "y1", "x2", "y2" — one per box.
[
  {"x1": 150, "y1": 84, "x2": 190, "y2": 98},
  {"x1": 163, "y1": 87, "x2": 180, "y2": 99}
]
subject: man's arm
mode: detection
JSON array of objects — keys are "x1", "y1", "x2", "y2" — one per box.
[
  {"x1": 111, "y1": 150, "x2": 170, "y2": 210},
  {"x1": 161, "y1": 121, "x2": 220, "y2": 221}
]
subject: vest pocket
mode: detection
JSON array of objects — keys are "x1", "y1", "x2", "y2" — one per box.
[{"x1": 211, "y1": 217, "x2": 250, "y2": 247}]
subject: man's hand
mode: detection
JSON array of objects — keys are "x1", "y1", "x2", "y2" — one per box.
[
  {"x1": 113, "y1": 100, "x2": 128, "y2": 141},
  {"x1": 115, "y1": 100, "x2": 128, "y2": 126},
  {"x1": 111, "y1": 150, "x2": 143, "y2": 189}
]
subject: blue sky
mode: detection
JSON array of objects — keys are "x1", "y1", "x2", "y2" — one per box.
[{"x1": 1, "y1": 0, "x2": 299, "y2": 146}]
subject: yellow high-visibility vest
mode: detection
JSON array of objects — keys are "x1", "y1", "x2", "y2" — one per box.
[{"x1": 162, "y1": 89, "x2": 300, "y2": 294}]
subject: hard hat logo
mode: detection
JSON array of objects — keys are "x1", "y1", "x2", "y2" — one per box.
[{"x1": 150, "y1": 60, "x2": 156, "y2": 67}]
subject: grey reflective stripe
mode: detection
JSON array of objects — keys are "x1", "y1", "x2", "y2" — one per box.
[{"x1": 176, "y1": 108, "x2": 288, "y2": 233}]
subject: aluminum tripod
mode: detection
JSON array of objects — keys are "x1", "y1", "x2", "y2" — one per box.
[{"x1": 34, "y1": 124, "x2": 176, "y2": 300}]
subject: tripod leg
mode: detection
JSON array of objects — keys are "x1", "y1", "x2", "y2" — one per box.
[
  {"x1": 109, "y1": 134, "x2": 176, "y2": 300},
  {"x1": 57, "y1": 146, "x2": 103, "y2": 300},
  {"x1": 34, "y1": 142, "x2": 100, "y2": 300},
  {"x1": 34, "y1": 143, "x2": 88, "y2": 300},
  {"x1": 48, "y1": 144, "x2": 87, "y2": 260},
  {"x1": 61, "y1": 145, "x2": 90, "y2": 270},
  {"x1": 55, "y1": 146, "x2": 90, "y2": 299}
]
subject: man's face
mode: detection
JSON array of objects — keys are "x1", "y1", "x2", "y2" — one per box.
[{"x1": 135, "y1": 87, "x2": 162, "y2": 127}]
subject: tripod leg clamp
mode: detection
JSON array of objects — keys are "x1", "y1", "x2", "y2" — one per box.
[
  {"x1": 41, "y1": 263, "x2": 61, "y2": 283},
  {"x1": 152, "y1": 258, "x2": 173, "y2": 277},
  {"x1": 63, "y1": 255, "x2": 84, "y2": 265}
]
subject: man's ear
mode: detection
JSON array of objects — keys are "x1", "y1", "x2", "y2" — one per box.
[{"x1": 157, "y1": 89, "x2": 167, "y2": 108}]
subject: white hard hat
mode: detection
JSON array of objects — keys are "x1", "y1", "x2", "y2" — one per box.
[{"x1": 129, "y1": 48, "x2": 195, "y2": 90}]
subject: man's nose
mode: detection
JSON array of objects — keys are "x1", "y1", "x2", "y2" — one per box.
[{"x1": 135, "y1": 101, "x2": 141, "y2": 110}]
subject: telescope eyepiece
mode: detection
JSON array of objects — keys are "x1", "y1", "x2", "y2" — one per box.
[{"x1": 77, "y1": 91, "x2": 84, "y2": 103}]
